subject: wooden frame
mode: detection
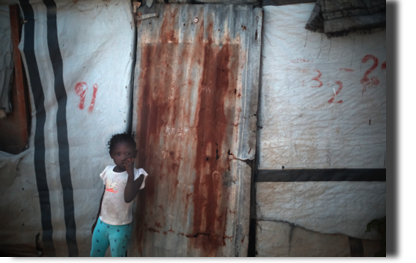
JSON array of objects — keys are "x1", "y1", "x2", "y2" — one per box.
[{"x1": 0, "y1": 4, "x2": 31, "y2": 154}]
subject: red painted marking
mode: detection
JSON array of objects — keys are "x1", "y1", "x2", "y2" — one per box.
[
  {"x1": 328, "y1": 81, "x2": 343, "y2": 104},
  {"x1": 291, "y1": 58, "x2": 312, "y2": 63},
  {"x1": 340, "y1": 68, "x2": 354, "y2": 72},
  {"x1": 75, "y1": 82, "x2": 88, "y2": 110},
  {"x1": 88, "y1": 83, "x2": 98, "y2": 113},
  {"x1": 381, "y1": 61, "x2": 386, "y2": 70},
  {"x1": 361, "y1": 55, "x2": 380, "y2": 95},
  {"x1": 311, "y1": 69, "x2": 323, "y2": 88}
]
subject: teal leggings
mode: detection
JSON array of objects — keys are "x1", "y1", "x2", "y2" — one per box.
[{"x1": 90, "y1": 218, "x2": 132, "y2": 257}]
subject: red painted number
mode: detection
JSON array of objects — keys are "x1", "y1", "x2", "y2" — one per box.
[
  {"x1": 75, "y1": 82, "x2": 88, "y2": 110},
  {"x1": 361, "y1": 55, "x2": 380, "y2": 95},
  {"x1": 328, "y1": 81, "x2": 343, "y2": 104},
  {"x1": 75, "y1": 82, "x2": 98, "y2": 112},
  {"x1": 381, "y1": 61, "x2": 386, "y2": 70},
  {"x1": 88, "y1": 84, "x2": 98, "y2": 113},
  {"x1": 311, "y1": 69, "x2": 323, "y2": 88}
]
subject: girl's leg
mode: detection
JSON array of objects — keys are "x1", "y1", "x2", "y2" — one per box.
[
  {"x1": 108, "y1": 223, "x2": 132, "y2": 257},
  {"x1": 90, "y1": 218, "x2": 110, "y2": 257}
]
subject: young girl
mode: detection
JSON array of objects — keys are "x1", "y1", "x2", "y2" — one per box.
[{"x1": 90, "y1": 133, "x2": 148, "y2": 257}]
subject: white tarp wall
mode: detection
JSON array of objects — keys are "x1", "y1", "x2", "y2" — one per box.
[
  {"x1": 0, "y1": 5, "x2": 14, "y2": 115},
  {"x1": 0, "y1": 0, "x2": 135, "y2": 256},
  {"x1": 257, "y1": 3, "x2": 386, "y2": 240}
]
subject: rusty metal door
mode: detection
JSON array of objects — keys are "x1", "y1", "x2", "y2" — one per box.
[{"x1": 132, "y1": 4, "x2": 262, "y2": 257}]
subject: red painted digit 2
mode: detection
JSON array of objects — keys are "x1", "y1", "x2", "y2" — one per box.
[
  {"x1": 328, "y1": 81, "x2": 343, "y2": 104},
  {"x1": 311, "y1": 69, "x2": 323, "y2": 88},
  {"x1": 360, "y1": 55, "x2": 380, "y2": 95},
  {"x1": 75, "y1": 82, "x2": 98, "y2": 112}
]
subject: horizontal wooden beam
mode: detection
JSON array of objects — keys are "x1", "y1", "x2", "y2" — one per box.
[{"x1": 257, "y1": 169, "x2": 386, "y2": 182}]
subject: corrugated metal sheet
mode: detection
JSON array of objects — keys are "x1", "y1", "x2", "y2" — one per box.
[{"x1": 131, "y1": 4, "x2": 262, "y2": 256}]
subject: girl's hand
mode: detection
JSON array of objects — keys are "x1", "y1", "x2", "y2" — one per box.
[{"x1": 124, "y1": 158, "x2": 135, "y2": 172}]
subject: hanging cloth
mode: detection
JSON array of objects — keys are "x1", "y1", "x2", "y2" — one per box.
[{"x1": 0, "y1": 6, "x2": 14, "y2": 115}]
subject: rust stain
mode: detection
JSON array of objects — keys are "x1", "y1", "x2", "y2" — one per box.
[
  {"x1": 161, "y1": 8, "x2": 179, "y2": 44},
  {"x1": 191, "y1": 22, "x2": 239, "y2": 256},
  {"x1": 135, "y1": 7, "x2": 183, "y2": 253},
  {"x1": 134, "y1": 6, "x2": 239, "y2": 256},
  {"x1": 146, "y1": 227, "x2": 160, "y2": 233}
]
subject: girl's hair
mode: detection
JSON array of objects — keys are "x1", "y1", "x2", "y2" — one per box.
[{"x1": 107, "y1": 132, "x2": 136, "y2": 153}]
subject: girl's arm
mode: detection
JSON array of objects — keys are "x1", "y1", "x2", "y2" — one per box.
[
  {"x1": 124, "y1": 158, "x2": 145, "y2": 203},
  {"x1": 91, "y1": 186, "x2": 105, "y2": 233}
]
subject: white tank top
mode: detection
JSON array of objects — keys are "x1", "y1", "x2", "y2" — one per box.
[{"x1": 99, "y1": 165, "x2": 148, "y2": 225}]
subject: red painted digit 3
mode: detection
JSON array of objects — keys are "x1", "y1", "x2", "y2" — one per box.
[
  {"x1": 75, "y1": 82, "x2": 98, "y2": 112},
  {"x1": 75, "y1": 82, "x2": 88, "y2": 110},
  {"x1": 311, "y1": 69, "x2": 323, "y2": 88},
  {"x1": 328, "y1": 81, "x2": 343, "y2": 104},
  {"x1": 360, "y1": 55, "x2": 380, "y2": 95}
]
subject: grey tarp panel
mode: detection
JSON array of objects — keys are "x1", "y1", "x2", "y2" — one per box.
[{"x1": 131, "y1": 4, "x2": 262, "y2": 256}]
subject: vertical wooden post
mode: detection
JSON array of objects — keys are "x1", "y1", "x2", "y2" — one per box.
[
  {"x1": 0, "y1": 4, "x2": 29, "y2": 153},
  {"x1": 9, "y1": 4, "x2": 29, "y2": 150}
]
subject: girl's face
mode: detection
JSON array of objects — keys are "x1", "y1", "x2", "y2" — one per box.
[{"x1": 110, "y1": 142, "x2": 136, "y2": 171}]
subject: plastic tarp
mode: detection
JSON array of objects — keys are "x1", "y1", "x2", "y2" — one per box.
[
  {"x1": 0, "y1": 5, "x2": 13, "y2": 114},
  {"x1": 259, "y1": 4, "x2": 386, "y2": 170},
  {"x1": 0, "y1": 0, "x2": 135, "y2": 256},
  {"x1": 256, "y1": 4, "x2": 385, "y2": 239}
]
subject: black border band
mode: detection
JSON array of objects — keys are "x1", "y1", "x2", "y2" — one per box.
[
  {"x1": 19, "y1": 0, "x2": 56, "y2": 256},
  {"x1": 43, "y1": 0, "x2": 78, "y2": 257},
  {"x1": 257, "y1": 169, "x2": 386, "y2": 182},
  {"x1": 262, "y1": 0, "x2": 316, "y2": 6}
]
